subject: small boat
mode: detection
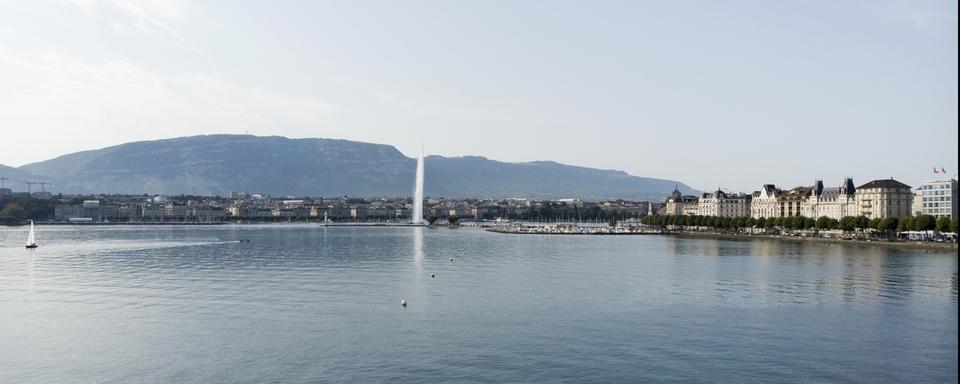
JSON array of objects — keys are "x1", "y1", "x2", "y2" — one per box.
[{"x1": 25, "y1": 220, "x2": 38, "y2": 249}]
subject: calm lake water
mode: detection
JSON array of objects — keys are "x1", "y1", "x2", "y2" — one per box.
[{"x1": 1, "y1": 225, "x2": 956, "y2": 383}]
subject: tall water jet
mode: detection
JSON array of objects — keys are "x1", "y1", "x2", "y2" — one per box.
[{"x1": 412, "y1": 144, "x2": 425, "y2": 225}]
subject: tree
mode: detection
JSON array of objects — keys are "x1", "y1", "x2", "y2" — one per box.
[
  {"x1": 0, "y1": 202, "x2": 26, "y2": 223},
  {"x1": 786, "y1": 216, "x2": 802, "y2": 229},
  {"x1": 878, "y1": 217, "x2": 899, "y2": 234},
  {"x1": 855, "y1": 216, "x2": 870, "y2": 230},
  {"x1": 447, "y1": 215, "x2": 460, "y2": 225},
  {"x1": 425, "y1": 214, "x2": 439, "y2": 225},
  {"x1": 764, "y1": 217, "x2": 776, "y2": 228},
  {"x1": 868, "y1": 218, "x2": 882, "y2": 230},
  {"x1": 816, "y1": 216, "x2": 831, "y2": 230},
  {"x1": 780, "y1": 216, "x2": 792, "y2": 229},
  {"x1": 803, "y1": 217, "x2": 816, "y2": 229},
  {"x1": 756, "y1": 217, "x2": 767, "y2": 228},
  {"x1": 912, "y1": 215, "x2": 936, "y2": 231},
  {"x1": 839, "y1": 216, "x2": 857, "y2": 231},
  {"x1": 935, "y1": 217, "x2": 951, "y2": 233},
  {"x1": 898, "y1": 216, "x2": 913, "y2": 232},
  {"x1": 735, "y1": 217, "x2": 747, "y2": 229},
  {"x1": 952, "y1": 219, "x2": 958, "y2": 234}
]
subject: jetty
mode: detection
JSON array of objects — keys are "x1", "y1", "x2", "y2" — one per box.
[{"x1": 486, "y1": 223, "x2": 661, "y2": 235}]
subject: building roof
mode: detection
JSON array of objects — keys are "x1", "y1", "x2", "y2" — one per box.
[
  {"x1": 819, "y1": 187, "x2": 841, "y2": 199},
  {"x1": 778, "y1": 186, "x2": 812, "y2": 201},
  {"x1": 857, "y1": 178, "x2": 911, "y2": 190}
]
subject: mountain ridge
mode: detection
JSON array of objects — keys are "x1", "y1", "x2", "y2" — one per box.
[{"x1": 15, "y1": 134, "x2": 697, "y2": 200}]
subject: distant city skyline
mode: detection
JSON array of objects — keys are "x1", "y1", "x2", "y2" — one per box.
[{"x1": 1, "y1": 0, "x2": 956, "y2": 192}]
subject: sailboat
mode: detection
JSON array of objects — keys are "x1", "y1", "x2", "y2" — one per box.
[{"x1": 25, "y1": 220, "x2": 38, "y2": 249}]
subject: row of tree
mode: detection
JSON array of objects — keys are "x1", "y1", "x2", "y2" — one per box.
[
  {"x1": 0, "y1": 197, "x2": 58, "y2": 225},
  {"x1": 640, "y1": 214, "x2": 958, "y2": 234}
]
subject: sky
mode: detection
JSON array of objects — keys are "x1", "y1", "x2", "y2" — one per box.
[{"x1": 0, "y1": 0, "x2": 956, "y2": 192}]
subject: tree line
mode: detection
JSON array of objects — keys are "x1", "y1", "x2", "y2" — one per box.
[{"x1": 0, "y1": 196, "x2": 58, "y2": 225}]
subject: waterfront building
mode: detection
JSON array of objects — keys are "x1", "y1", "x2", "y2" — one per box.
[
  {"x1": 141, "y1": 204, "x2": 164, "y2": 222},
  {"x1": 350, "y1": 207, "x2": 366, "y2": 220},
  {"x1": 855, "y1": 178, "x2": 913, "y2": 219},
  {"x1": 912, "y1": 186, "x2": 924, "y2": 217},
  {"x1": 470, "y1": 207, "x2": 490, "y2": 220},
  {"x1": 919, "y1": 178, "x2": 958, "y2": 219},
  {"x1": 803, "y1": 178, "x2": 857, "y2": 220},
  {"x1": 664, "y1": 187, "x2": 698, "y2": 216},
  {"x1": 54, "y1": 205, "x2": 83, "y2": 221},
  {"x1": 777, "y1": 186, "x2": 812, "y2": 217},
  {"x1": 697, "y1": 189, "x2": 751, "y2": 217},
  {"x1": 164, "y1": 203, "x2": 187, "y2": 221},
  {"x1": 395, "y1": 208, "x2": 412, "y2": 219},
  {"x1": 272, "y1": 207, "x2": 310, "y2": 219},
  {"x1": 750, "y1": 184, "x2": 781, "y2": 218}
]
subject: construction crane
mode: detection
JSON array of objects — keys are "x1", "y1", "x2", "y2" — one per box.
[
  {"x1": 38, "y1": 182, "x2": 52, "y2": 193},
  {"x1": 25, "y1": 181, "x2": 37, "y2": 194},
  {"x1": 0, "y1": 176, "x2": 8, "y2": 190}
]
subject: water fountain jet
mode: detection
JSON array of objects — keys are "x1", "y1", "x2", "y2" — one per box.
[{"x1": 412, "y1": 144, "x2": 425, "y2": 225}]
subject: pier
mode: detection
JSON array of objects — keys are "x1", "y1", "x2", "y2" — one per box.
[{"x1": 486, "y1": 223, "x2": 662, "y2": 235}]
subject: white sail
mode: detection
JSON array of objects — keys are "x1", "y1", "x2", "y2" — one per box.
[{"x1": 26, "y1": 220, "x2": 36, "y2": 246}]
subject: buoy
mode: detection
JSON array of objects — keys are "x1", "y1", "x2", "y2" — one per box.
[
  {"x1": 449, "y1": 257, "x2": 453, "y2": 262},
  {"x1": 400, "y1": 299, "x2": 407, "y2": 307},
  {"x1": 430, "y1": 273, "x2": 435, "y2": 278}
]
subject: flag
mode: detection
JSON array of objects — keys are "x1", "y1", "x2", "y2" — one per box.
[
  {"x1": 934, "y1": 167, "x2": 939, "y2": 173},
  {"x1": 940, "y1": 167, "x2": 946, "y2": 174}
]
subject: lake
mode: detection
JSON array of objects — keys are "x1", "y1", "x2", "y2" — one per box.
[{"x1": 1, "y1": 225, "x2": 956, "y2": 383}]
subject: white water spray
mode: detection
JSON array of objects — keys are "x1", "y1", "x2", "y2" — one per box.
[{"x1": 412, "y1": 144, "x2": 425, "y2": 225}]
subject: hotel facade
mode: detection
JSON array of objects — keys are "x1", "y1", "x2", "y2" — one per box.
[{"x1": 664, "y1": 178, "x2": 920, "y2": 220}]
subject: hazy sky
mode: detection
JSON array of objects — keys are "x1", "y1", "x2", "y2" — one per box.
[{"x1": 0, "y1": 0, "x2": 956, "y2": 192}]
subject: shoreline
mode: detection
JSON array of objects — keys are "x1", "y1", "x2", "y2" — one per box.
[
  {"x1": 7, "y1": 222, "x2": 229, "y2": 226},
  {"x1": 664, "y1": 231, "x2": 958, "y2": 252},
  {"x1": 3, "y1": 221, "x2": 434, "y2": 228},
  {"x1": 483, "y1": 224, "x2": 957, "y2": 252}
]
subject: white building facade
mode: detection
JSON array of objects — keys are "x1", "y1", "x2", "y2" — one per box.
[
  {"x1": 803, "y1": 178, "x2": 858, "y2": 220},
  {"x1": 750, "y1": 184, "x2": 780, "y2": 218},
  {"x1": 919, "y1": 178, "x2": 958, "y2": 219},
  {"x1": 698, "y1": 190, "x2": 752, "y2": 217},
  {"x1": 664, "y1": 187, "x2": 699, "y2": 216}
]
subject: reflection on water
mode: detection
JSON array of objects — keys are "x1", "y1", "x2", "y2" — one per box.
[
  {"x1": 0, "y1": 225, "x2": 956, "y2": 383},
  {"x1": 660, "y1": 236, "x2": 957, "y2": 307},
  {"x1": 413, "y1": 225, "x2": 423, "y2": 262}
]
